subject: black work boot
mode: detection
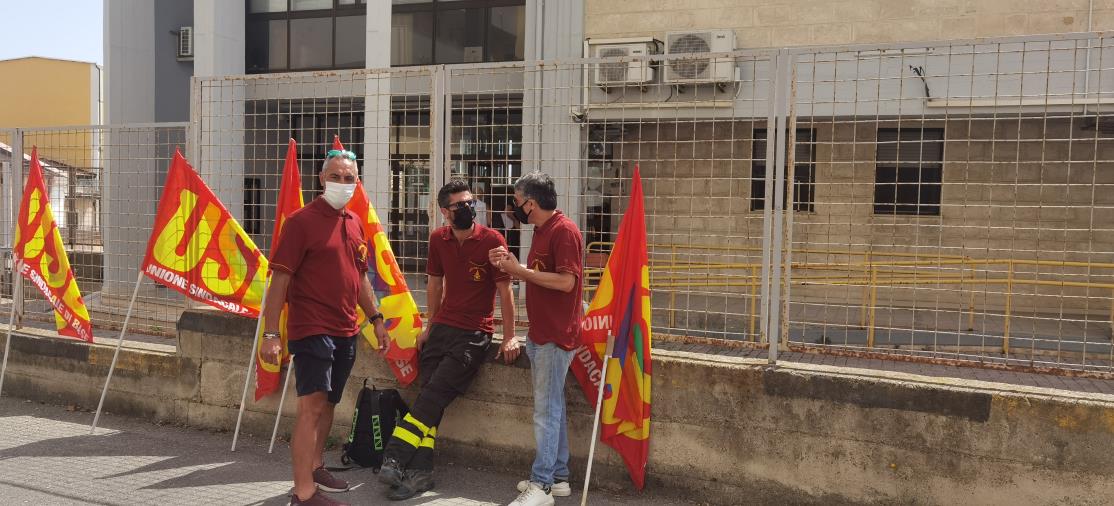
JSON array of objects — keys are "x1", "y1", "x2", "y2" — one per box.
[
  {"x1": 378, "y1": 457, "x2": 405, "y2": 488},
  {"x1": 386, "y1": 469, "x2": 434, "y2": 501}
]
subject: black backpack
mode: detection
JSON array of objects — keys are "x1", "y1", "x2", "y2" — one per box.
[{"x1": 341, "y1": 380, "x2": 408, "y2": 471}]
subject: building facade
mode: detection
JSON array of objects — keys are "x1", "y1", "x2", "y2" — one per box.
[{"x1": 100, "y1": 1, "x2": 1114, "y2": 347}]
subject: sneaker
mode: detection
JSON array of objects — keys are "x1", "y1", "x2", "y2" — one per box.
[
  {"x1": 386, "y1": 469, "x2": 435, "y2": 501},
  {"x1": 313, "y1": 466, "x2": 350, "y2": 493},
  {"x1": 516, "y1": 479, "x2": 571, "y2": 497},
  {"x1": 290, "y1": 490, "x2": 349, "y2": 506},
  {"x1": 378, "y1": 457, "x2": 404, "y2": 488},
  {"x1": 508, "y1": 482, "x2": 554, "y2": 506}
]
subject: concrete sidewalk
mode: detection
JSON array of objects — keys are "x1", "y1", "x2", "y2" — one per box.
[{"x1": 0, "y1": 397, "x2": 693, "y2": 506}]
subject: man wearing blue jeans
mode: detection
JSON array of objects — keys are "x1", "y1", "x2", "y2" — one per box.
[{"x1": 490, "y1": 172, "x2": 584, "y2": 506}]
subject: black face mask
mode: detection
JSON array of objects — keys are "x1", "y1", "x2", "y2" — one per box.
[
  {"x1": 450, "y1": 201, "x2": 476, "y2": 230},
  {"x1": 511, "y1": 199, "x2": 531, "y2": 224}
]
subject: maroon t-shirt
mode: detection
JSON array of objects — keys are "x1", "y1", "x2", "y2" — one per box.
[
  {"x1": 525, "y1": 211, "x2": 584, "y2": 350},
  {"x1": 270, "y1": 197, "x2": 369, "y2": 341},
  {"x1": 427, "y1": 224, "x2": 510, "y2": 333}
]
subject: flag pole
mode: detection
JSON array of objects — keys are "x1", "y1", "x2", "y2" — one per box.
[
  {"x1": 268, "y1": 358, "x2": 294, "y2": 453},
  {"x1": 580, "y1": 334, "x2": 615, "y2": 506},
  {"x1": 91, "y1": 269, "x2": 144, "y2": 434},
  {"x1": 231, "y1": 276, "x2": 271, "y2": 452},
  {"x1": 0, "y1": 260, "x2": 22, "y2": 399}
]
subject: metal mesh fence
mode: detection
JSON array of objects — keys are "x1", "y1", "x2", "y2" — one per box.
[
  {"x1": 5, "y1": 124, "x2": 187, "y2": 337},
  {"x1": 785, "y1": 33, "x2": 1114, "y2": 374},
  {"x1": 194, "y1": 67, "x2": 434, "y2": 314}
]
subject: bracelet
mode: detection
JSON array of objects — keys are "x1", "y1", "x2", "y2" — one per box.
[
  {"x1": 263, "y1": 332, "x2": 279, "y2": 340},
  {"x1": 370, "y1": 312, "x2": 384, "y2": 323}
]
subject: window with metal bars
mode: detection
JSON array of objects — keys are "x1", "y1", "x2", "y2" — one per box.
[
  {"x1": 751, "y1": 128, "x2": 816, "y2": 212},
  {"x1": 873, "y1": 128, "x2": 944, "y2": 216}
]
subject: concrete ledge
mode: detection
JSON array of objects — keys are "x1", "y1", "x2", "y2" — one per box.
[{"x1": 2, "y1": 309, "x2": 1114, "y2": 504}]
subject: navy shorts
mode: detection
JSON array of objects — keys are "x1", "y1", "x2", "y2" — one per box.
[{"x1": 287, "y1": 334, "x2": 358, "y2": 404}]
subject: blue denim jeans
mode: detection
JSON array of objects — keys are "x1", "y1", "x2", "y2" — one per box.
[{"x1": 525, "y1": 338, "x2": 575, "y2": 486}]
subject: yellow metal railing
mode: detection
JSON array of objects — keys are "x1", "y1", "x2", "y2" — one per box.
[{"x1": 584, "y1": 241, "x2": 1114, "y2": 354}]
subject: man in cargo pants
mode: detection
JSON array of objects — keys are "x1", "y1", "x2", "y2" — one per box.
[{"x1": 378, "y1": 179, "x2": 521, "y2": 501}]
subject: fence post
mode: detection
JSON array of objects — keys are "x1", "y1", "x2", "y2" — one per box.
[
  {"x1": 779, "y1": 56, "x2": 798, "y2": 349},
  {"x1": 766, "y1": 48, "x2": 792, "y2": 363},
  {"x1": 429, "y1": 65, "x2": 447, "y2": 236},
  {"x1": 10, "y1": 129, "x2": 23, "y2": 328}
]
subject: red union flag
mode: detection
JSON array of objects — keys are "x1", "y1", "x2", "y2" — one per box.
[
  {"x1": 255, "y1": 139, "x2": 301, "y2": 400},
  {"x1": 347, "y1": 181, "x2": 422, "y2": 386},
  {"x1": 13, "y1": 147, "x2": 93, "y2": 342},
  {"x1": 571, "y1": 165, "x2": 652, "y2": 489},
  {"x1": 330, "y1": 135, "x2": 422, "y2": 386},
  {"x1": 141, "y1": 149, "x2": 268, "y2": 317}
]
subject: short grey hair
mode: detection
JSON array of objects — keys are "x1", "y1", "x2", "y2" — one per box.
[
  {"x1": 320, "y1": 151, "x2": 359, "y2": 174},
  {"x1": 514, "y1": 171, "x2": 557, "y2": 210}
]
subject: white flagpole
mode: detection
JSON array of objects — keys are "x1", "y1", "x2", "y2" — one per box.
[
  {"x1": 267, "y1": 358, "x2": 294, "y2": 453},
  {"x1": 90, "y1": 270, "x2": 144, "y2": 434},
  {"x1": 0, "y1": 260, "x2": 22, "y2": 399},
  {"x1": 580, "y1": 335, "x2": 615, "y2": 506},
  {"x1": 231, "y1": 277, "x2": 271, "y2": 452}
]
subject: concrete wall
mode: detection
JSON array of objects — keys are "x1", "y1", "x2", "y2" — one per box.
[
  {"x1": 154, "y1": 0, "x2": 194, "y2": 123},
  {"x1": 105, "y1": 0, "x2": 157, "y2": 125},
  {"x1": 2, "y1": 309, "x2": 1114, "y2": 504},
  {"x1": 585, "y1": 0, "x2": 1114, "y2": 47}
]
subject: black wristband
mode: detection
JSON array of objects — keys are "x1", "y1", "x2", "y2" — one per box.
[{"x1": 370, "y1": 312, "x2": 384, "y2": 323}]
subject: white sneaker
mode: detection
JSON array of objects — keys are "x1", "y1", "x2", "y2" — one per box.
[
  {"x1": 508, "y1": 482, "x2": 555, "y2": 506},
  {"x1": 516, "y1": 479, "x2": 571, "y2": 497}
]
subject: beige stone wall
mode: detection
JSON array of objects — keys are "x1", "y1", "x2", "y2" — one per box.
[{"x1": 586, "y1": 0, "x2": 1114, "y2": 47}]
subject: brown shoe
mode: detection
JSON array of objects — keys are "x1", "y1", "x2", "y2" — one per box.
[
  {"x1": 313, "y1": 466, "x2": 350, "y2": 493},
  {"x1": 290, "y1": 490, "x2": 349, "y2": 506}
]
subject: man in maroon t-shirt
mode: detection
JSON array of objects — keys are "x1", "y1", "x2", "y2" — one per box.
[
  {"x1": 489, "y1": 172, "x2": 584, "y2": 506},
  {"x1": 378, "y1": 179, "x2": 520, "y2": 501},
  {"x1": 260, "y1": 148, "x2": 389, "y2": 506}
]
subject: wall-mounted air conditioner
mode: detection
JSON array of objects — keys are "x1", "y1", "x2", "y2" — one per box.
[
  {"x1": 588, "y1": 39, "x2": 659, "y2": 89},
  {"x1": 177, "y1": 26, "x2": 194, "y2": 61},
  {"x1": 664, "y1": 29, "x2": 736, "y2": 85}
]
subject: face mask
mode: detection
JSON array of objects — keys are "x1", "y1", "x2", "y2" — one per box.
[
  {"x1": 323, "y1": 182, "x2": 356, "y2": 209},
  {"x1": 512, "y1": 200, "x2": 531, "y2": 224},
  {"x1": 450, "y1": 201, "x2": 477, "y2": 230}
]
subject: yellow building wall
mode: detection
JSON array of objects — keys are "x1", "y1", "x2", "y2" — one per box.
[
  {"x1": 586, "y1": 0, "x2": 1114, "y2": 47},
  {"x1": 0, "y1": 57, "x2": 98, "y2": 168}
]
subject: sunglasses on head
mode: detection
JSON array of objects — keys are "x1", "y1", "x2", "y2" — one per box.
[{"x1": 325, "y1": 149, "x2": 357, "y2": 161}]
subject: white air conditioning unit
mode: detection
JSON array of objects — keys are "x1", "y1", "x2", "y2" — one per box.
[
  {"x1": 177, "y1": 26, "x2": 194, "y2": 60},
  {"x1": 664, "y1": 30, "x2": 736, "y2": 85},
  {"x1": 590, "y1": 40, "x2": 657, "y2": 88}
]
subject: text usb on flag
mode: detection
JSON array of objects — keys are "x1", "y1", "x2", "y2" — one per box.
[
  {"x1": 572, "y1": 165, "x2": 653, "y2": 491},
  {"x1": 13, "y1": 147, "x2": 93, "y2": 342},
  {"x1": 141, "y1": 149, "x2": 269, "y2": 317}
]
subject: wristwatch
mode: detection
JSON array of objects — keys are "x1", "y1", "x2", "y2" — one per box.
[
  {"x1": 370, "y1": 312, "x2": 385, "y2": 323},
  {"x1": 263, "y1": 331, "x2": 279, "y2": 340}
]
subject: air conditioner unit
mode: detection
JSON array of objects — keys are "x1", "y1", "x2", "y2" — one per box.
[
  {"x1": 177, "y1": 26, "x2": 194, "y2": 60},
  {"x1": 590, "y1": 41, "x2": 656, "y2": 88},
  {"x1": 664, "y1": 30, "x2": 736, "y2": 85}
]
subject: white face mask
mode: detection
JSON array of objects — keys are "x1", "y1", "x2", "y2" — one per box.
[{"x1": 323, "y1": 182, "x2": 357, "y2": 209}]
